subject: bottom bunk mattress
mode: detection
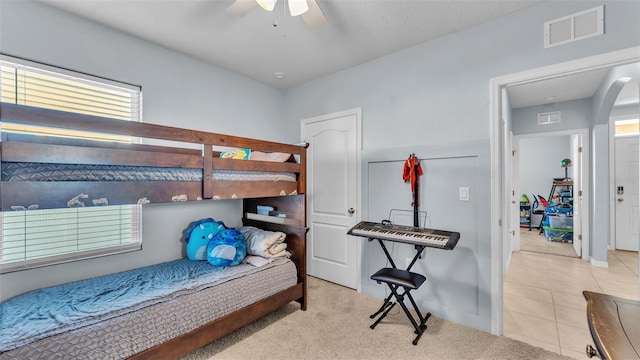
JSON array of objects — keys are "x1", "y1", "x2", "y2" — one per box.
[{"x1": 0, "y1": 257, "x2": 298, "y2": 359}]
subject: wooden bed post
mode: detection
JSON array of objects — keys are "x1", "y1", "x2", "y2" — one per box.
[
  {"x1": 297, "y1": 143, "x2": 308, "y2": 196},
  {"x1": 203, "y1": 144, "x2": 213, "y2": 199}
]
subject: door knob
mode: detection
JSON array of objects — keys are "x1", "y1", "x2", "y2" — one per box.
[
  {"x1": 348, "y1": 208, "x2": 355, "y2": 214},
  {"x1": 618, "y1": 198, "x2": 624, "y2": 202}
]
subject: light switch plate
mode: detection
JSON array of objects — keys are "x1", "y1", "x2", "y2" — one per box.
[{"x1": 459, "y1": 187, "x2": 470, "y2": 201}]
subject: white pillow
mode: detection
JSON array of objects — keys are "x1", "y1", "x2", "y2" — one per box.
[
  {"x1": 249, "y1": 151, "x2": 291, "y2": 162},
  {"x1": 244, "y1": 255, "x2": 272, "y2": 267}
]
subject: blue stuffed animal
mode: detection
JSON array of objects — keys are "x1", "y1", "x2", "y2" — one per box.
[
  {"x1": 207, "y1": 228, "x2": 246, "y2": 267},
  {"x1": 184, "y1": 218, "x2": 226, "y2": 261}
]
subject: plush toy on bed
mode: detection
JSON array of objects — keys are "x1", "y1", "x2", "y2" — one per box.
[
  {"x1": 206, "y1": 228, "x2": 246, "y2": 267},
  {"x1": 184, "y1": 218, "x2": 226, "y2": 261}
]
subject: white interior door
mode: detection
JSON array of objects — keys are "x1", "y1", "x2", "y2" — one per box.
[
  {"x1": 615, "y1": 136, "x2": 640, "y2": 251},
  {"x1": 571, "y1": 134, "x2": 582, "y2": 257},
  {"x1": 302, "y1": 110, "x2": 360, "y2": 289}
]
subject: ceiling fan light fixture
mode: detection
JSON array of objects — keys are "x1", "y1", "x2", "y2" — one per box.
[
  {"x1": 256, "y1": 0, "x2": 276, "y2": 11},
  {"x1": 288, "y1": 0, "x2": 309, "y2": 16}
]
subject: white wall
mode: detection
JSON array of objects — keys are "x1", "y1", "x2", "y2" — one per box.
[
  {"x1": 282, "y1": 0, "x2": 640, "y2": 332},
  {"x1": 0, "y1": 0, "x2": 285, "y2": 301},
  {"x1": 611, "y1": 103, "x2": 640, "y2": 118},
  {"x1": 592, "y1": 123, "x2": 611, "y2": 264},
  {"x1": 512, "y1": 98, "x2": 593, "y2": 135}
]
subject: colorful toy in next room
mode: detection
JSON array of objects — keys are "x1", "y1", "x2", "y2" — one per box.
[{"x1": 184, "y1": 218, "x2": 227, "y2": 261}]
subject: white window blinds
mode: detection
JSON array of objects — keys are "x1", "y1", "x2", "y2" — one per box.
[
  {"x1": 0, "y1": 205, "x2": 142, "y2": 273},
  {"x1": 0, "y1": 54, "x2": 142, "y2": 141}
]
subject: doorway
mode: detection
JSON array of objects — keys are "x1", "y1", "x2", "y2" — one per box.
[
  {"x1": 513, "y1": 130, "x2": 587, "y2": 259},
  {"x1": 489, "y1": 47, "x2": 640, "y2": 335}
]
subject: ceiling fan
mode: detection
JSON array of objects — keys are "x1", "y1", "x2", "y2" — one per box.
[{"x1": 227, "y1": 0, "x2": 327, "y2": 28}]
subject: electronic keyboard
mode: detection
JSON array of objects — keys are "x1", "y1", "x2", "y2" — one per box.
[{"x1": 348, "y1": 221, "x2": 460, "y2": 250}]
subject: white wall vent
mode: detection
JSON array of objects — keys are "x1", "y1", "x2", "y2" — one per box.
[
  {"x1": 538, "y1": 111, "x2": 561, "y2": 125},
  {"x1": 544, "y1": 5, "x2": 604, "y2": 48}
]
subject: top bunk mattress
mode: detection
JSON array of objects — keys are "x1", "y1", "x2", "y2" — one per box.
[{"x1": 1, "y1": 162, "x2": 297, "y2": 182}]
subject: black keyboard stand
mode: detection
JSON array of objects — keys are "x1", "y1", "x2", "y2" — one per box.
[{"x1": 368, "y1": 238, "x2": 432, "y2": 345}]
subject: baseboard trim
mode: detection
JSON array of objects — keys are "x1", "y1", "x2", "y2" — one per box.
[{"x1": 590, "y1": 258, "x2": 609, "y2": 268}]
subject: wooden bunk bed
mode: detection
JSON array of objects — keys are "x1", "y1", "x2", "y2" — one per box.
[
  {"x1": 0, "y1": 103, "x2": 308, "y2": 359},
  {"x1": 0, "y1": 103, "x2": 306, "y2": 208}
]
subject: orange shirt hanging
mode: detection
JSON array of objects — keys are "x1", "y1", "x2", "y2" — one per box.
[{"x1": 402, "y1": 154, "x2": 423, "y2": 193}]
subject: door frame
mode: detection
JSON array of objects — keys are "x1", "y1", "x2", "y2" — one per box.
[
  {"x1": 510, "y1": 131, "x2": 520, "y2": 254},
  {"x1": 301, "y1": 107, "x2": 363, "y2": 291},
  {"x1": 490, "y1": 46, "x2": 640, "y2": 335},
  {"x1": 512, "y1": 129, "x2": 590, "y2": 259}
]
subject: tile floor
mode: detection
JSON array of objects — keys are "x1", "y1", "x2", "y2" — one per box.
[
  {"x1": 503, "y1": 229, "x2": 639, "y2": 359},
  {"x1": 520, "y1": 225, "x2": 578, "y2": 258}
]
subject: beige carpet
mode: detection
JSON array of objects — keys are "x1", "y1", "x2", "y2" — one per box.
[{"x1": 181, "y1": 276, "x2": 572, "y2": 360}]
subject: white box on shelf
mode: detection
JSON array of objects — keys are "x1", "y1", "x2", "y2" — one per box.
[{"x1": 256, "y1": 205, "x2": 274, "y2": 216}]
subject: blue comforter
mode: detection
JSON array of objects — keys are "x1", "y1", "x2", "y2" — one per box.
[{"x1": 0, "y1": 258, "x2": 271, "y2": 352}]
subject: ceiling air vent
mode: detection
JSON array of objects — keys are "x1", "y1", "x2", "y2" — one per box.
[
  {"x1": 538, "y1": 111, "x2": 561, "y2": 125},
  {"x1": 544, "y1": 5, "x2": 604, "y2": 48}
]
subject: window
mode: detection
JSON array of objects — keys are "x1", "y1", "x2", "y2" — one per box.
[
  {"x1": 0, "y1": 55, "x2": 144, "y2": 273},
  {"x1": 0, "y1": 206, "x2": 142, "y2": 273},
  {"x1": 614, "y1": 118, "x2": 639, "y2": 137},
  {"x1": 0, "y1": 54, "x2": 142, "y2": 141}
]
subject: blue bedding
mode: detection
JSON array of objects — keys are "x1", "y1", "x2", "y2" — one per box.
[{"x1": 0, "y1": 258, "x2": 277, "y2": 353}]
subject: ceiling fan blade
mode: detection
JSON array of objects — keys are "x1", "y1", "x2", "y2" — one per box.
[
  {"x1": 289, "y1": 0, "x2": 309, "y2": 16},
  {"x1": 226, "y1": 0, "x2": 258, "y2": 16},
  {"x1": 302, "y1": 0, "x2": 327, "y2": 28}
]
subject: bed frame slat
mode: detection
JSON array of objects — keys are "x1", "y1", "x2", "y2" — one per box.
[
  {"x1": 211, "y1": 182, "x2": 299, "y2": 199},
  {"x1": 3, "y1": 132, "x2": 202, "y2": 156},
  {"x1": 2, "y1": 141, "x2": 203, "y2": 168},
  {"x1": 212, "y1": 157, "x2": 300, "y2": 172},
  {"x1": 1, "y1": 181, "x2": 204, "y2": 208}
]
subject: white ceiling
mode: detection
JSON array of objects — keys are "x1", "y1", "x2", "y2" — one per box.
[
  {"x1": 507, "y1": 68, "x2": 612, "y2": 109},
  {"x1": 507, "y1": 68, "x2": 639, "y2": 109},
  {"x1": 37, "y1": 0, "x2": 639, "y2": 108},
  {"x1": 40, "y1": 0, "x2": 542, "y2": 89}
]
